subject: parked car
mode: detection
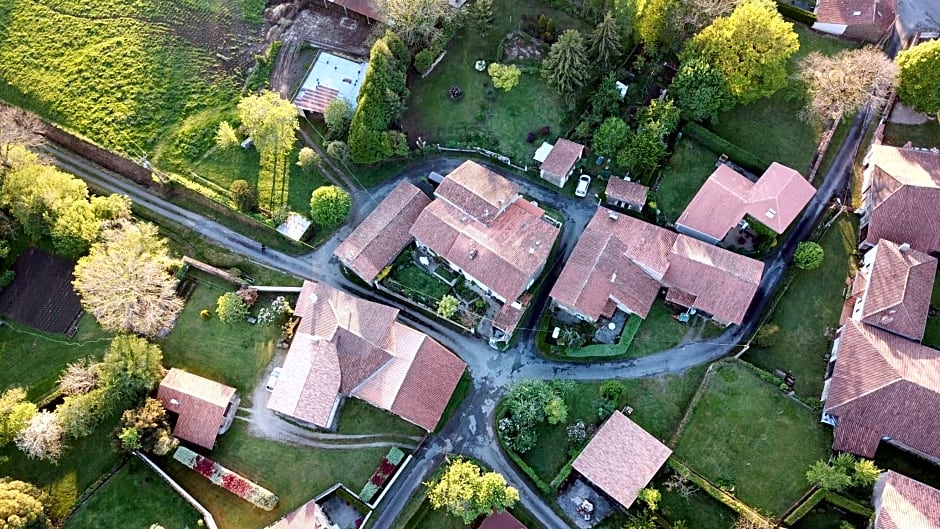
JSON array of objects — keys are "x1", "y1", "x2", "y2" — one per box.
[
  {"x1": 265, "y1": 367, "x2": 282, "y2": 391},
  {"x1": 575, "y1": 174, "x2": 591, "y2": 197}
]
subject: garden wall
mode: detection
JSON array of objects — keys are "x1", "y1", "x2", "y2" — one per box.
[{"x1": 42, "y1": 123, "x2": 154, "y2": 186}]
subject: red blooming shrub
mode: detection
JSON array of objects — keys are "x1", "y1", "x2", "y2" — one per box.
[
  {"x1": 378, "y1": 459, "x2": 396, "y2": 475},
  {"x1": 194, "y1": 455, "x2": 217, "y2": 479},
  {"x1": 222, "y1": 473, "x2": 253, "y2": 497}
]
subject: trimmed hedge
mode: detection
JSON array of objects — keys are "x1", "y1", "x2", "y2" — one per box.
[
  {"x1": 783, "y1": 487, "x2": 826, "y2": 525},
  {"x1": 826, "y1": 491, "x2": 874, "y2": 518},
  {"x1": 668, "y1": 458, "x2": 770, "y2": 523},
  {"x1": 683, "y1": 122, "x2": 771, "y2": 173},
  {"x1": 549, "y1": 446, "x2": 585, "y2": 492},
  {"x1": 776, "y1": 1, "x2": 818, "y2": 24}
]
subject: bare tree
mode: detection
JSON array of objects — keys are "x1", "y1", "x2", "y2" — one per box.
[
  {"x1": 15, "y1": 411, "x2": 65, "y2": 463},
  {"x1": 676, "y1": 0, "x2": 738, "y2": 40},
  {"x1": 798, "y1": 47, "x2": 898, "y2": 123},
  {"x1": 0, "y1": 105, "x2": 43, "y2": 169},
  {"x1": 57, "y1": 358, "x2": 99, "y2": 396},
  {"x1": 72, "y1": 219, "x2": 184, "y2": 338},
  {"x1": 379, "y1": 0, "x2": 453, "y2": 47}
]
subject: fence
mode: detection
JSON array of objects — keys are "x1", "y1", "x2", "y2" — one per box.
[
  {"x1": 135, "y1": 452, "x2": 219, "y2": 529},
  {"x1": 435, "y1": 145, "x2": 529, "y2": 173}
]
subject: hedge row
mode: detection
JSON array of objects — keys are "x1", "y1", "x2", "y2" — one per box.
[
  {"x1": 495, "y1": 403, "x2": 552, "y2": 495},
  {"x1": 668, "y1": 458, "x2": 771, "y2": 523},
  {"x1": 776, "y1": 1, "x2": 818, "y2": 25},
  {"x1": 826, "y1": 491, "x2": 874, "y2": 518},
  {"x1": 549, "y1": 446, "x2": 585, "y2": 492},
  {"x1": 683, "y1": 122, "x2": 771, "y2": 173},
  {"x1": 782, "y1": 487, "x2": 826, "y2": 525}
]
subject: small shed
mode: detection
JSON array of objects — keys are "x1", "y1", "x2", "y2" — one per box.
[
  {"x1": 157, "y1": 369, "x2": 239, "y2": 450},
  {"x1": 605, "y1": 178, "x2": 648, "y2": 212},
  {"x1": 539, "y1": 138, "x2": 585, "y2": 188},
  {"x1": 533, "y1": 142, "x2": 554, "y2": 164}
]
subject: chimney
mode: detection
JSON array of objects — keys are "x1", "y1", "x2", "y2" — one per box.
[
  {"x1": 899, "y1": 243, "x2": 911, "y2": 253},
  {"x1": 468, "y1": 249, "x2": 478, "y2": 260},
  {"x1": 610, "y1": 272, "x2": 617, "y2": 283}
]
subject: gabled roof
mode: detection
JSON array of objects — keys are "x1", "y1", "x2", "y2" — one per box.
[
  {"x1": 479, "y1": 511, "x2": 526, "y2": 529},
  {"x1": 856, "y1": 240, "x2": 937, "y2": 340},
  {"x1": 677, "y1": 162, "x2": 815, "y2": 241},
  {"x1": 825, "y1": 321, "x2": 940, "y2": 458},
  {"x1": 157, "y1": 369, "x2": 236, "y2": 450},
  {"x1": 550, "y1": 209, "x2": 764, "y2": 324},
  {"x1": 815, "y1": 0, "x2": 896, "y2": 29},
  {"x1": 334, "y1": 181, "x2": 431, "y2": 283},
  {"x1": 264, "y1": 497, "x2": 332, "y2": 529},
  {"x1": 540, "y1": 138, "x2": 584, "y2": 177},
  {"x1": 605, "y1": 178, "x2": 648, "y2": 207},
  {"x1": 572, "y1": 411, "x2": 672, "y2": 509},
  {"x1": 411, "y1": 167, "x2": 559, "y2": 303},
  {"x1": 268, "y1": 281, "x2": 466, "y2": 431},
  {"x1": 873, "y1": 471, "x2": 940, "y2": 529},
  {"x1": 864, "y1": 145, "x2": 940, "y2": 254},
  {"x1": 435, "y1": 161, "x2": 519, "y2": 225}
]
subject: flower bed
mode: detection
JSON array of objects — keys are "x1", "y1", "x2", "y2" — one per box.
[
  {"x1": 359, "y1": 447, "x2": 406, "y2": 503},
  {"x1": 174, "y1": 446, "x2": 278, "y2": 511}
]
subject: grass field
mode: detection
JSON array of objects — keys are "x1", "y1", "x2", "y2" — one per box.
[
  {"x1": 881, "y1": 120, "x2": 940, "y2": 148},
  {"x1": 518, "y1": 366, "x2": 708, "y2": 482},
  {"x1": 708, "y1": 25, "x2": 856, "y2": 172},
  {"x1": 403, "y1": 0, "x2": 587, "y2": 162},
  {"x1": 657, "y1": 139, "x2": 719, "y2": 223},
  {"x1": 673, "y1": 361, "x2": 832, "y2": 516},
  {"x1": 745, "y1": 215, "x2": 858, "y2": 398},
  {"x1": 655, "y1": 472, "x2": 735, "y2": 529},
  {"x1": 63, "y1": 457, "x2": 201, "y2": 529}
]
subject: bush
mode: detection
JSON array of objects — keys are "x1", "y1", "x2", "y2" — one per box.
[
  {"x1": 794, "y1": 241, "x2": 824, "y2": 270},
  {"x1": 325, "y1": 141, "x2": 352, "y2": 166},
  {"x1": 230, "y1": 179, "x2": 258, "y2": 212},
  {"x1": 200, "y1": 309, "x2": 211, "y2": 320},
  {"x1": 683, "y1": 123, "x2": 771, "y2": 173},
  {"x1": 296, "y1": 147, "x2": 320, "y2": 172},
  {"x1": 309, "y1": 185, "x2": 352, "y2": 227},
  {"x1": 323, "y1": 99, "x2": 353, "y2": 139},
  {"x1": 599, "y1": 380, "x2": 625, "y2": 405},
  {"x1": 0, "y1": 270, "x2": 14, "y2": 292},
  {"x1": 216, "y1": 292, "x2": 248, "y2": 325},
  {"x1": 414, "y1": 48, "x2": 437, "y2": 73},
  {"x1": 775, "y1": 1, "x2": 817, "y2": 24}
]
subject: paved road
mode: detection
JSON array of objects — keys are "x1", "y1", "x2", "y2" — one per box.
[{"x1": 43, "y1": 101, "x2": 874, "y2": 526}]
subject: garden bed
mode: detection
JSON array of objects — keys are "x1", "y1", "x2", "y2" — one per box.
[
  {"x1": 0, "y1": 248, "x2": 83, "y2": 335},
  {"x1": 174, "y1": 446, "x2": 278, "y2": 510},
  {"x1": 359, "y1": 447, "x2": 407, "y2": 504}
]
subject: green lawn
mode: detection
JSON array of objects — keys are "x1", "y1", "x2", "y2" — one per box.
[
  {"x1": 708, "y1": 25, "x2": 856, "y2": 172},
  {"x1": 673, "y1": 361, "x2": 832, "y2": 517},
  {"x1": 744, "y1": 215, "x2": 858, "y2": 398},
  {"x1": 403, "y1": 0, "x2": 587, "y2": 163},
  {"x1": 657, "y1": 138, "x2": 719, "y2": 223},
  {"x1": 882, "y1": 120, "x2": 940, "y2": 149},
  {"x1": 387, "y1": 264, "x2": 452, "y2": 306},
  {"x1": 0, "y1": 316, "x2": 112, "y2": 401},
  {"x1": 336, "y1": 399, "x2": 425, "y2": 437},
  {"x1": 64, "y1": 457, "x2": 201, "y2": 529},
  {"x1": 518, "y1": 366, "x2": 708, "y2": 482},
  {"x1": 628, "y1": 301, "x2": 709, "y2": 358},
  {"x1": 655, "y1": 473, "x2": 735, "y2": 529}
]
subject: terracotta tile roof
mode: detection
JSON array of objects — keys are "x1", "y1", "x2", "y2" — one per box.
[
  {"x1": 855, "y1": 240, "x2": 937, "y2": 340},
  {"x1": 435, "y1": 161, "x2": 520, "y2": 225},
  {"x1": 665, "y1": 288, "x2": 697, "y2": 308},
  {"x1": 269, "y1": 281, "x2": 466, "y2": 431},
  {"x1": 825, "y1": 321, "x2": 940, "y2": 458},
  {"x1": 864, "y1": 145, "x2": 940, "y2": 254},
  {"x1": 873, "y1": 471, "x2": 940, "y2": 529},
  {"x1": 264, "y1": 497, "x2": 332, "y2": 529},
  {"x1": 605, "y1": 178, "x2": 648, "y2": 207},
  {"x1": 815, "y1": 0, "x2": 895, "y2": 29},
  {"x1": 572, "y1": 411, "x2": 672, "y2": 509},
  {"x1": 494, "y1": 302, "x2": 525, "y2": 335},
  {"x1": 157, "y1": 369, "x2": 236, "y2": 450},
  {"x1": 334, "y1": 182, "x2": 431, "y2": 283},
  {"x1": 551, "y1": 209, "x2": 763, "y2": 324},
  {"x1": 479, "y1": 511, "x2": 526, "y2": 529},
  {"x1": 541, "y1": 139, "x2": 584, "y2": 178},
  {"x1": 410, "y1": 192, "x2": 559, "y2": 303},
  {"x1": 677, "y1": 163, "x2": 815, "y2": 241},
  {"x1": 293, "y1": 86, "x2": 340, "y2": 115}
]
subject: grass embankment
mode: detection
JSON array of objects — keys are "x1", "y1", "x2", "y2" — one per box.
[{"x1": 673, "y1": 361, "x2": 832, "y2": 517}]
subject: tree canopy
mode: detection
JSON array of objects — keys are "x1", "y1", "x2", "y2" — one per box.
[
  {"x1": 798, "y1": 47, "x2": 897, "y2": 122},
  {"x1": 0, "y1": 389, "x2": 36, "y2": 449},
  {"x1": 216, "y1": 292, "x2": 249, "y2": 325},
  {"x1": 541, "y1": 30, "x2": 590, "y2": 105},
  {"x1": 593, "y1": 117, "x2": 630, "y2": 156},
  {"x1": 0, "y1": 478, "x2": 50, "y2": 529},
  {"x1": 587, "y1": 12, "x2": 623, "y2": 70},
  {"x1": 379, "y1": 0, "x2": 452, "y2": 48},
  {"x1": 72, "y1": 220, "x2": 183, "y2": 338},
  {"x1": 323, "y1": 99, "x2": 353, "y2": 139},
  {"x1": 237, "y1": 91, "x2": 299, "y2": 214},
  {"x1": 793, "y1": 241, "x2": 824, "y2": 270},
  {"x1": 309, "y1": 185, "x2": 352, "y2": 228},
  {"x1": 98, "y1": 335, "x2": 165, "y2": 403},
  {"x1": 427, "y1": 459, "x2": 519, "y2": 524},
  {"x1": 681, "y1": 0, "x2": 798, "y2": 105},
  {"x1": 896, "y1": 39, "x2": 940, "y2": 117},
  {"x1": 671, "y1": 57, "x2": 734, "y2": 122}
]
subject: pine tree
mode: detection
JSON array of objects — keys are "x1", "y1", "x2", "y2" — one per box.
[
  {"x1": 588, "y1": 12, "x2": 623, "y2": 70},
  {"x1": 541, "y1": 30, "x2": 590, "y2": 105}
]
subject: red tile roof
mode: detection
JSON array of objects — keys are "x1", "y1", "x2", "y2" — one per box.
[
  {"x1": 815, "y1": 0, "x2": 895, "y2": 30},
  {"x1": 605, "y1": 178, "x2": 648, "y2": 207},
  {"x1": 873, "y1": 471, "x2": 940, "y2": 529},
  {"x1": 264, "y1": 497, "x2": 332, "y2": 529},
  {"x1": 294, "y1": 86, "x2": 340, "y2": 115},
  {"x1": 411, "y1": 171, "x2": 559, "y2": 303},
  {"x1": 334, "y1": 182, "x2": 431, "y2": 283},
  {"x1": 855, "y1": 240, "x2": 937, "y2": 340},
  {"x1": 863, "y1": 145, "x2": 940, "y2": 254},
  {"x1": 825, "y1": 321, "x2": 940, "y2": 458},
  {"x1": 435, "y1": 161, "x2": 520, "y2": 225},
  {"x1": 572, "y1": 411, "x2": 672, "y2": 509},
  {"x1": 677, "y1": 163, "x2": 815, "y2": 241},
  {"x1": 157, "y1": 369, "x2": 236, "y2": 450},
  {"x1": 540, "y1": 139, "x2": 584, "y2": 180},
  {"x1": 479, "y1": 511, "x2": 526, "y2": 529},
  {"x1": 268, "y1": 281, "x2": 466, "y2": 431},
  {"x1": 550, "y1": 209, "x2": 764, "y2": 324}
]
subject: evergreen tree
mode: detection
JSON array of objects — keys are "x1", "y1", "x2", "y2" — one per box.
[
  {"x1": 541, "y1": 30, "x2": 591, "y2": 105},
  {"x1": 588, "y1": 12, "x2": 623, "y2": 70}
]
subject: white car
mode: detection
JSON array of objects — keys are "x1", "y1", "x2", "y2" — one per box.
[
  {"x1": 265, "y1": 367, "x2": 283, "y2": 391},
  {"x1": 575, "y1": 174, "x2": 591, "y2": 197}
]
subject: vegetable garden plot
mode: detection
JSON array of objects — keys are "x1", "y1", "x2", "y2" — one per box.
[{"x1": 0, "y1": 248, "x2": 82, "y2": 335}]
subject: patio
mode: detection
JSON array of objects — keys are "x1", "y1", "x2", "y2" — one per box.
[
  {"x1": 320, "y1": 495, "x2": 366, "y2": 529},
  {"x1": 593, "y1": 310, "x2": 629, "y2": 344},
  {"x1": 557, "y1": 477, "x2": 618, "y2": 528}
]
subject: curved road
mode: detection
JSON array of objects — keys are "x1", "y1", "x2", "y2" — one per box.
[{"x1": 41, "y1": 102, "x2": 873, "y2": 528}]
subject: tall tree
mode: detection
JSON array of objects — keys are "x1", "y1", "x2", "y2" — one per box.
[
  {"x1": 633, "y1": 0, "x2": 680, "y2": 53},
  {"x1": 98, "y1": 335, "x2": 165, "y2": 402},
  {"x1": 427, "y1": 459, "x2": 519, "y2": 524},
  {"x1": 588, "y1": 12, "x2": 623, "y2": 70},
  {"x1": 214, "y1": 121, "x2": 239, "y2": 151},
  {"x1": 0, "y1": 478, "x2": 51, "y2": 529},
  {"x1": 72, "y1": 220, "x2": 183, "y2": 338},
  {"x1": 671, "y1": 57, "x2": 734, "y2": 122},
  {"x1": 379, "y1": 0, "x2": 452, "y2": 47},
  {"x1": 593, "y1": 117, "x2": 630, "y2": 156},
  {"x1": 542, "y1": 30, "x2": 591, "y2": 105},
  {"x1": 674, "y1": 0, "x2": 737, "y2": 41},
  {"x1": 798, "y1": 47, "x2": 897, "y2": 123},
  {"x1": 309, "y1": 185, "x2": 352, "y2": 227},
  {"x1": 15, "y1": 411, "x2": 64, "y2": 463},
  {"x1": 237, "y1": 91, "x2": 299, "y2": 214},
  {"x1": 681, "y1": 0, "x2": 798, "y2": 105},
  {"x1": 0, "y1": 388, "x2": 36, "y2": 448},
  {"x1": 117, "y1": 398, "x2": 177, "y2": 456},
  {"x1": 468, "y1": 0, "x2": 495, "y2": 37},
  {"x1": 323, "y1": 99, "x2": 353, "y2": 140},
  {"x1": 896, "y1": 39, "x2": 940, "y2": 117}
]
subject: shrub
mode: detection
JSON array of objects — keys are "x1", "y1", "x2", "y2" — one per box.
[
  {"x1": 775, "y1": 1, "x2": 817, "y2": 24},
  {"x1": 309, "y1": 185, "x2": 352, "y2": 227},
  {"x1": 599, "y1": 380, "x2": 625, "y2": 404},
  {"x1": 414, "y1": 48, "x2": 437, "y2": 73},
  {"x1": 0, "y1": 270, "x2": 14, "y2": 291},
  {"x1": 325, "y1": 141, "x2": 352, "y2": 166},
  {"x1": 437, "y1": 294, "x2": 459, "y2": 319},
  {"x1": 323, "y1": 99, "x2": 353, "y2": 139},
  {"x1": 487, "y1": 63, "x2": 521, "y2": 92},
  {"x1": 296, "y1": 147, "x2": 320, "y2": 172},
  {"x1": 230, "y1": 179, "x2": 258, "y2": 212},
  {"x1": 794, "y1": 241, "x2": 824, "y2": 270},
  {"x1": 216, "y1": 292, "x2": 248, "y2": 325}
]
